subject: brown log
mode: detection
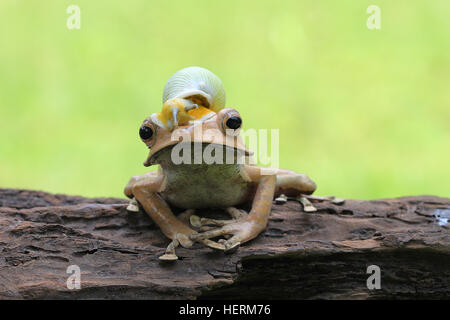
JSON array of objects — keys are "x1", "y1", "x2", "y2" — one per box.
[{"x1": 0, "y1": 188, "x2": 449, "y2": 299}]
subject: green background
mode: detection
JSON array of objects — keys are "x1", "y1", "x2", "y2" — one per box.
[{"x1": 0, "y1": 0, "x2": 449, "y2": 199}]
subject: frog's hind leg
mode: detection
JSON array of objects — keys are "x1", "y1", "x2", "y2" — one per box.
[
  {"x1": 274, "y1": 169, "x2": 344, "y2": 210},
  {"x1": 124, "y1": 171, "x2": 159, "y2": 212},
  {"x1": 274, "y1": 169, "x2": 317, "y2": 197}
]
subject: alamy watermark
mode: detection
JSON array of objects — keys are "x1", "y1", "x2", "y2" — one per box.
[
  {"x1": 66, "y1": 265, "x2": 81, "y2": 290},
  {"x1": 168, "y1": 123, "x2": 279, "y2": 174},
  {"x1": 67, "y1": 5, "x2": 81, "y2": 30},
  {"x1": 366, "y1": 265, "x2": 381, "y2": 290},
  {"x1": 367, "y1": 5, "x2": 381, "y2": 30}
]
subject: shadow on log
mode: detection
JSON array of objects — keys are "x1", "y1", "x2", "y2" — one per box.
[{"x1": 0, "y1": 188, "x2": 449, "y2": 299}]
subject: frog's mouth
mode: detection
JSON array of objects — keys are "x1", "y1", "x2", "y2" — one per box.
[
  {"x1": 144, "y1": 141, "x2": 252, "y2": 167},
  {"x1": 142, "y1": 116, "x2": 253, "y2": 167}
]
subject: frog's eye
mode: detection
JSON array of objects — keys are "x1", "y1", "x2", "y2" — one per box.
[
  {"x1": 225, "y1": 116, "x2": 242, "y2": 130},
  {"x1": 139, "y1": 125, "x2": 153, "y2": 140},
  {"x1": 139, "y1": 119, "x2": 157, "y2": 143},
  {"x1": 218, "y1": 109, "x2": 242, "y2": 136},
  {"x1": 139, "y1": 117, "x2": 159, "y2": 149}
]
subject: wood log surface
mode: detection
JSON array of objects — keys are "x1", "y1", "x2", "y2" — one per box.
[{"x1": 0, "y1": 188, "x2": 449, "y2": 299}]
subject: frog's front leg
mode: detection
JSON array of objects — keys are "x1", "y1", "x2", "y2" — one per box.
[
  {"x1": 191, "y1": 174, "x2": 277, "y2": 251},
  {"x1": 191, "y1": 166, "x2": 317, "y2": 251},
  {"x1": 125, "y1": 173, "x2": 200, "y2": 260}
]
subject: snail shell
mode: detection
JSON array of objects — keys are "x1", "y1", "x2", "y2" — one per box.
[{"x1": 162, "y1": 66, "x2": 226, "y2": 112}]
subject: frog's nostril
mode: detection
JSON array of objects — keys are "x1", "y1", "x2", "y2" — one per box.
[{"x1": 139, "y1": 126, "x2": 153, "y2": 140}]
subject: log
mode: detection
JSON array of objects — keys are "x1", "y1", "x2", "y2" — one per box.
[{"x1": 0, "y1": 188, "x2": 449, "y2": 299}]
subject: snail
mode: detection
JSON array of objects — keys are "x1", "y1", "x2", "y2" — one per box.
[{"x1": 151, "y1": 66, "x2": 227, "y2": 130}]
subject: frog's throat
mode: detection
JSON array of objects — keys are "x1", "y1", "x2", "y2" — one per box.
[{"x1": 144, "y1": 143, "x2": 250, "y2": 167}]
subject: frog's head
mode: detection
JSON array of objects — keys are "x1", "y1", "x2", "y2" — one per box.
[{"x1": 139, "y1": 108, "x2": 252, "y2": 167}]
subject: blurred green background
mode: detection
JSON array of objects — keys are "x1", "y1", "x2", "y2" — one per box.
[{"x1": 0, "y1": 0, "x2": 449, "y2": 199}]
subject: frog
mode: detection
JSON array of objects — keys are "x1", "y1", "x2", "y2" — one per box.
[{"x1": 124, "y1": 67, "x2": 327, "y2": 260}]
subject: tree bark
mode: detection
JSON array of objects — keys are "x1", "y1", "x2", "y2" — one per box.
[{"x1": 0, "y1": 188, "x2": 449, "y2": 299}]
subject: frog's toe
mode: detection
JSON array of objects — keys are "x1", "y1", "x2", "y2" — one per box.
[
  {"x1": 200, "y1": 217, "x2": 235, "y2": 227},
  {"x1": 223, "y1": 240, "x2": 241, "y2": 253},
  {"x1": 190, "y1": 215, "x2": 202, "y2": 228},
  {"x1": 198, "y1": 225, "x2": 216, "y2": 232},
  {"x1": 292, "y1": 195, "x2": 346, "y2": 212},
  {"x1": 159, "y1": 239, "x2": 180, "y2": 261},
  {"x1": 126, "y1": 197, "x2": 140, "y2": 212},
  {"x1": 190, "y1": 225, "x2": 233, "y2": 241},
  {"x1": 274, "y1": 194, "x2": 288, "y2": 204},
  {"x1": 197, "y1": 226, "x2": 233, "y2": 236},
  {"x1": 331, "y1": 197, "x2": 345, "y2": 205},
  {"x1": 201, "y1": 239, "x2": 226, "y2": 251},
  {"x1": 217, "y1": 238, "x2": 240, "y2": 252},
  {"x1": 159, "y1": 253, "x2": 178, "y2": 261},
  {"x1": 302, "y1": 195, "x2": 346, "y2": 205},
  {"x1": 199, "y1": 238, "x2": 238, "y2": 253},
  {"x1": 297, "y1": 196, "x2": 317, "y2": 212},
  {"x1": 176, "y1": 233, "x2": 194, "y2": 248},
  {"x1": 226, "y1": 207, "x2": 248, "y2": 219},
  {"x1": 190, "y1": 223, "x2": 252, "y2": 254},
  {"x1": 190, "y1": 215, "x2": 235, "y2": 228}
]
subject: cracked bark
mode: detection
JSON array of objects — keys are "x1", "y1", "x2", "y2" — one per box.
[{"x1": 0, "y1": 188, "x2": 449, "y2": 299}]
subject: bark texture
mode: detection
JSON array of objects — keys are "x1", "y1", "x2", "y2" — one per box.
[{"x1": 0, "y1": 188, "x2": 449, "y2": 299}]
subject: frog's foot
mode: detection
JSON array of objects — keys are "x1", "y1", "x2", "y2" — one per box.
[
  {"x1": 276, "y1": 194, "x2": 345, "y2": 212},
  {"x1": 191, "y1": 216, "x2": 234, "y2": 228},
  {"x1": 274, "y1": 193, "x2": 318, "y2": 212},
  {"x1": 190, "y1": 216, "x2": 263, "y2": 253},
  {"x1": 159, "y1": 233, "x2": 225, "y2": 260},
  {"x1": 189, "y1": 216, "x2": 231, "y2": 236},
  {"x1": 291, "y1": 195, "x2": 345, "y2": 212},
  {"x1": 158, "y1": 233, "x2": 194, "y2": 260},
  {"x1": 274, "y1": 194, "x2": 288, "y2": 204},
  {"x1": 305, "y1": 195, "x2": 345, "y2": 205},
  {"x1": 189, "y1": 207, "x2": 247, "y2": 230},
  {"x1": 159, "y1": 232, "x2": 203, "y2": 260},
  {"x1": 189, "y1": 210, "x2": 245, "y2": 252}
]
